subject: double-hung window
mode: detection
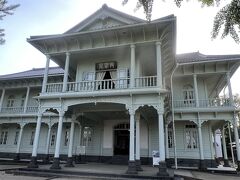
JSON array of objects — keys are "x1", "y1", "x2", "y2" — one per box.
[
  {"x1": 0, "y1": 131, "x2": 8, "y2": 145},
  {"x1": 183, "y1": 85, "x2": 195, "y2": 106},
  {"x1": 185, "y1": 125, "x2": 198, "y2": 149}
]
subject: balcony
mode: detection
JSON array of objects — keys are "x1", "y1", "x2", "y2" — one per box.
[
  {"x1": 45, "y1": 76, "x2": 157, "y2": 93},
  {"x1": 173, "y1": 98, "x2": 233, "y2": 109},
  {"x1": 0, "y1": 106, "x2": 38, "y2": 114}
]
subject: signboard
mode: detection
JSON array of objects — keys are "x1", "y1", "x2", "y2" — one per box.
[
  {"x1": 76, "y1": 145, "x2": 86, "y2": 155},
  {"x1": 152, "y1": 150, "x2": 160, "y2": 166}
]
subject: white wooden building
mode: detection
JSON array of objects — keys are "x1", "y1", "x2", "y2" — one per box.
[{"x1": 0, "y1": 4, "x2": 240, "y2": 174}]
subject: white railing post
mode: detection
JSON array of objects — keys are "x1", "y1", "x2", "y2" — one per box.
[
  {"x1": 156, "y1": 41, "x2": 162, "y2": 88},
  {"x1": 0, "y1": 89, "x2": 5, "y2": 112},
  {"x1": 42, "y1": 55, "x2": 50, "y2": 93},
  {"x1": 24, "y1": 87, "x2": 30, "y2": 113},
  {"x1": 62, "y1": 52, "x2": 70, "y2": 92},
  {"x1": 130, "y1": 44, "x2": 135, "y2": 88}
]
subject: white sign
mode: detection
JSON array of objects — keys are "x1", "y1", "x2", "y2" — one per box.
[{"x1": 152, "y1": 150, "x2": 160, "y2": 166}]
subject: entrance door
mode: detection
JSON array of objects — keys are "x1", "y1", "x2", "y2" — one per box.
[{"x1": 114, "y1": 130, "x2": 129, "y2": 155}]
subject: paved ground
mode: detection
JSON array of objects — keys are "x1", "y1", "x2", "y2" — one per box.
[{"x1": 0, "y1": 163, "x2": 239, "y2": 180}]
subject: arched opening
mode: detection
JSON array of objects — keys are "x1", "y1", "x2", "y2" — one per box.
[{"x1": 113, "y1": 123, "x2": 129, "y2": 156}]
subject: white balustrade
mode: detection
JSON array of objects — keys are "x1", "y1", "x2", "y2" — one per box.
[
  {"x1": 135, "y1": 76, "x2": 157, "y2": 88},
  {"x1": 173, "y1": 98, "x2": 233, "y2": 108},
  {"x1": 0, "y1": 106, "x2": 38, "y2": 114}
]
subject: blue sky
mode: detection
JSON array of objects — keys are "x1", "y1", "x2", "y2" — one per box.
[{"x1": 1, "y1": 0, "x2": 240, "y2": 93}]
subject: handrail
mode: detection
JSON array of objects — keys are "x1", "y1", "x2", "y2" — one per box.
[{"x1": 0, "y1": 106, "x2": 38, "y2": 114}]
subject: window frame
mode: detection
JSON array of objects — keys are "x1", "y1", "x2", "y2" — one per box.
[{"x1": 184, "y1": 124, "x2": 198, "y2": 150}]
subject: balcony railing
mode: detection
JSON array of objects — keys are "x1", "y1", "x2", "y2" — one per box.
[
  {"x1": 0, "y1": 106, "x2": 38, "y2": 114},
  {"x1": 46, "y1": 76, "x2": 157, "y2": 93},
  {"x1": 173, "y1": 98, "x2": 232, "y2": 109}
]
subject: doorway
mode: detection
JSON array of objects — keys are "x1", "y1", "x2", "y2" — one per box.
[{"x1": 113, "y1": 123, "x2": 129, "y2": 155}]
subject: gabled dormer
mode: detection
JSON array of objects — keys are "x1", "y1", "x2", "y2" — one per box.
[{"x1": 65, "y1": 4, "x2": 145, "y2": 33}]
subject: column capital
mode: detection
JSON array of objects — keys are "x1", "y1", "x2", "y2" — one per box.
[
  {"x1": 66, "y1": 52, "x2": 71, "y2": 57},
  {"x1": 130, "y1": 44, "x2": 135, "y2": 49},
  {"x1": 155, "y1": 41, "x2": 161, "y2": 46},
  {"x1": 46, "y1": 54, "x2": 51, "y2": 59}
]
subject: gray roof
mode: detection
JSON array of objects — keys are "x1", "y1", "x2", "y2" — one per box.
[
  {"x1": 0, "y1": 67, "x2": 64, "y2": 81},
  {"x1": 176, "y1": 52, "x2": 240, "y2": 64}
]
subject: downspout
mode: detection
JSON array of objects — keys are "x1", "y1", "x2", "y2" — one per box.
[{"x1": 170, "y1": 63, "x2": 179, "y2": 169}]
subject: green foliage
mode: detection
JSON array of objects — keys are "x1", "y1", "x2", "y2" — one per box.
[
  {"x1": 0, "y1": 0, "x2": 19, "y2": 45},
  {"x1": 212, "y1": 0, "x2": 240, "y2": 43},
  {"x1": 123, "y1": 0, "x2": 239, "y2": 43}
]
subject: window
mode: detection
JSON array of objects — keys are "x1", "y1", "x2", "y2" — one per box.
[
  {"x1": 168, "y1": 129, "x2": 173, "y2": 148},
  {"x1": 50, "y1": 131, "x2": 56, "y2": 146},
  {"x1": 118, "y1": 69, "x2": 128, "y2": 89},
  {"x1": 82, "y1": 127, "x2": 93, "y2": 146},
  {"x1": 14, "y1": 131, "x2": 19, "y2": 145},
  {"x1": 30, "y1": 131, "x2": 35, "y2": 145},
  {"x1": 185, "y1": 125, "x2": 198, "y2": 149},
  {"x1": 83, "y1": 72, "x2": 95, "y2": 81},
  {"x1": 7, "y1": 95, "x2": 15, "y2": 107},
  {"x1": 20, "y1": 95, "x2": 26, "y2": 107},
  {"x1": 0, "y1": 131, "x2": 8, "y2": 145},
  {"x1": 64, "y1": 130, "x2": 70, "y2": 146},
  {"x1": 183, "y1": 85, "x2": 195, "y2": 105}
]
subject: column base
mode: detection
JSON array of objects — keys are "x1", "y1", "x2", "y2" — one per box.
[
  {"x1": 28, "y1": 156, "x2": 38, "y2": 168},
  {"x1": 50, "y1": 158, "x2": 61, "y2": 169},
  {"x1": 199, "y1": 160, "x2": 207, "y2": 171},
  {"x1": 165, "y1": 158, "x2": 172, "y2": 168},
  {"x1": 223, "y1": 159, "x2": 230, "y2": 167},
  {"x1": 43, "y1": 154, "x2": 50, "y2": 164},
  {"x1": 237, "y1": 161, "x2": 240, "y2": 172},
  {"x1": 65, "y1": 157, "x2": 74, "y2": 167},
  {"x1": 75, "y1": 155, "x2": 87, "y2": 164},
  {"x1": 135, "y1": 159, "x2": 143, "y2": 171},
  {"x1": 157, "y1": 162, "x2": 169, "y2": 177},
  {"x1": 13, "y1": 153, "x2": 20, "y2": 162},
  {"x1": 126, "y1": 160, "x2": 137, "y2": 174}
]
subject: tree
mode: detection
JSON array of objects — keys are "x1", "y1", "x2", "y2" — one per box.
[
  {"x1": 123, "y1": 0, "x2": 240, "y2": 43},
  {"x1": 0, "y1": 0, "x2": 19, "y2": 45}
]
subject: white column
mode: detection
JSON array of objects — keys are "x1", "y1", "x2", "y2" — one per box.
[
  {"x1": 130, "y1": 44, "x2": 135, "y2": 88},
  {"x1": 197, "y1": 120, "x2": 204, "y2": 160},
  {"x1": 156, "y1": 42, "x2": 162, "y2": 87},
  {"x1": 54, "y1": 112, "x2": 64, "y2": 158},
  {"x1": 62, "y1": 52, "x2": 70, "y2": 92},
  {"x1": 213, "y1": 130, "x2": 218, "y2": 158},
  {"x1": 165, "y1": 123, "x2": 169, "y2": 159},
  {"x1": 16, "y1": 123, "x2": 25, "y2": 154},
  {"x1": 45, "y1": 124, "x2": 51, "y2": 155},
  {"x1": 41, "y1": 55, "x2": 50, "y2": 93},
  {"x1": 129, "y1": 108, "x2": 135, "y2": 161},
  {"x1": 193, "y1": 74, "x2": 199, "y2": 107},
  {"x1": 221, "y1": 128, "x2": 228, "y2": 160},
  {"x1": 24, "y1": 87, "x2": 30, "y2": 113},
  {"x1": 68, "y1": 121, "x2": 75, "y2": 158},
  {"x1": 226, "y1": 72, "x2": 233, "y2": 105},
  {"x1": 32, "y1": 113, "x2": 42, "y2": 157},
  {"x1": 233, "y1": 113, "x2": 240, "y2": 163},
  {"x1": 135, "y1": 113, "x2": 140, "y2": 161},
  {"x1": 158, "y1": 111, "x2": 165, "y2": 162},
  {"x1": 0, "y1": 89, "x2": 5, "y2": 112}
]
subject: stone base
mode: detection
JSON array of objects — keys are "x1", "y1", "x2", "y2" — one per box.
[
  {"x1": 135, "y1": 159, "x2": 143, "y2": 171},
  {"x1": 126, "y1": 160, "x2": 137, "y2": 174},
  {"x1": 28, "y1": 156, "x2": 38, "y2": 168},
  {"x1": 65, "y1": 157, "x2": 74, "y2": 167},
  {"x1": 75, "y1": 155, "x2": 87, "y2": 164},
  {"x1": 157, "y1": 162, "x2": 169, "y2": 177},
  {"x1": 237, "y1": 161, "x2": 240, "y2": 172},
  {"x1": 50, "y1": 158, "x2": 61, "y2": 169},
  {"x1": 13, "y1": 153, "x2": 20, "y2": 162},
  {"x1": 199, "y1": 160, "x2": 207, "y2": 171},
  {"x1": 223, "y1": 159, "x2": 230, "y2": 167},
  {"x1": 165, "y1": 158, "x2": 172, "y2": 168},
  {"x1": 43, "y1": 154, "x2": 50, "y2": 164}
]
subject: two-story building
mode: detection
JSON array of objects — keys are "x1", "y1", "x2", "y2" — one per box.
[{"x1": 0, "y1": 4, "x2": 239, "y2": 175}]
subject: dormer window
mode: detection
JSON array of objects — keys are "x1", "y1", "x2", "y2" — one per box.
[{"x1": 7, "y1": 95, "x2": 15, "y2": 107}]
